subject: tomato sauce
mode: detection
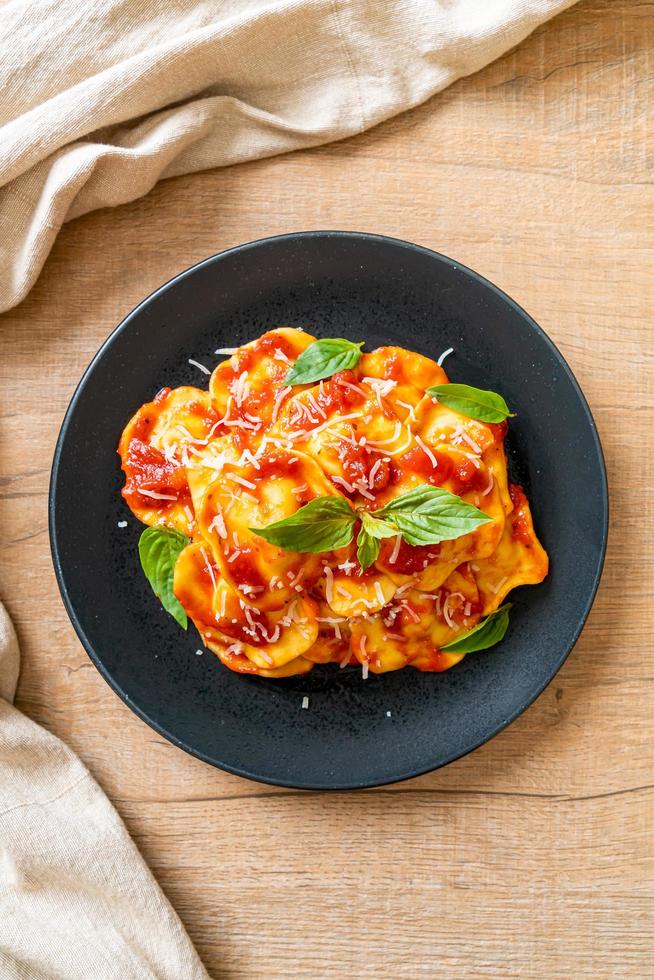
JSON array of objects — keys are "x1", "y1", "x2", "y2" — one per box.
[
  {"x1": 224, "y1": 548, "x2": 269, "y2": 594},
  {"x1": 380, "y1": 351, "x2": 406, "y2": 383},
  {"x1": 379, "y1": 537, "x2": 441, "y2": 575},
  {"x1": 121, "y1": 439, "x2": 189, "y2": 507},
  {"x1": 509, "y1": 484, "x2": 533, "y2": 544},
  {"x1": 314, "y1": 371, "x2": 366, "y2": 416}
]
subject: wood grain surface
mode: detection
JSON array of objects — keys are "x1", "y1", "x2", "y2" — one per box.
[{"x1": 1, "y1": 1, "x2": 652, "y2": 976}]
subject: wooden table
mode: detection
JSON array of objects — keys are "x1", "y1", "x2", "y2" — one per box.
[{"x1": 1, "y1": 1, "x2": 652, "y2": 976}]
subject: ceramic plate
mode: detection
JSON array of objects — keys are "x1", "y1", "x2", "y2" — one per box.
[{"x1": 50, "y1": 232, "x2": 608, "y2": 789}]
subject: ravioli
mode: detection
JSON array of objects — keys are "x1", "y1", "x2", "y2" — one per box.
[{"x1": 119, "y1": 331, "x2": 548, "y2": 678}]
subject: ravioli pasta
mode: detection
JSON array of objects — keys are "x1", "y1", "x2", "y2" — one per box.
[{"x1": 118, "y1": 328, "x2": 548, "y2": 677}]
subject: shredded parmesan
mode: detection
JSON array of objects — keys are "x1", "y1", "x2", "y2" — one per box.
[
  {"x1": 400, "y1": 601, "x2": 420, "y2": 623},
  {"x1": 460, "y1": 431, "x2": 483, "y2": 454},
  {"x1": 415, "y1": 434, "x2": 438, "y2": 468},
  {"x1": 291, "y1": 484, "x2": 309, "y2": 497},
  {"x1": 117, "y1": 520, "x2": 127, "y2": 528},
  {"x1": 368, "y1": 458, "x2": 382, "y2": 485},
  {"x1": 139, "y1": 489, "x2": 177, "y2": 501},
  {"x1": 271, "y1": 386, "x2": 292, "y2": 423},
  {"x1": 396, "y1": 399, "x2": 417, "y2": 421},
  {"x1": 273, "y1": 348, "x2": 291, "y2": 364},
  {"x1": 335, "y1": 377, "x2": 366, "y2": 396},
  {"x1": 367, "y1": 421, "x2": 402, "y2": 447},
  {"x1": 488, "y1": 575, "x2": 509, "y2": 595},
  {"x1": 323, "y1": 565, "x2": 334, "y2": 604},
  {"x1": 228, "y1": 474, "x2": 257, "y2": 490},
  {"x1": 331, "y1": 475, "x2": 356, "y2": 494},
  {"x1": 361, "y1": 661, "x2": 369, "y2": 680},
  {"x1": 355, "y1": 481, "x2": 375, "y2": 501},
  {"x1": 208, "y1": 511, "x2": 227, "y2": 539},
  {"x1": 215, "y1": 347, "x2": 238, "y2": 355},
  {"x1": 291, "y1": 411, "x2": 366, "y2": 441},
  {"x1": 188, "y1": 358, "x2": 211, "y2": 375},
  {"x1": 389, "y1": 535, "x2": 402, "y2": 564},
  {"x1": 199, "y1": 547, "x2": 217, "y2": 589},
  {"x1": 306, "y1": 391, "x2": 327, "y2": 419},
  {"x1": 437, "y1": 347, "x2": 454, "y2": 367},
  {"x1": 366, "y1": 431, "x2": 413, "y2": 457},
  {"x1": 481, "y1": 467, "x2": 495, "y2": 496},
  {"x1": 374, "y1": 581, "x2": 386, "y2": 606},
  {"x1": 301, "y1": 696, "x2": 310, "y2": 709}
]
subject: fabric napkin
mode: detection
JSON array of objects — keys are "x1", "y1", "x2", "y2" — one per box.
[
  {"x1": 0, "y1": 0, "x2": 576, "y2": 314},
  {"x1": 0, "y1": 602, "x2": 209, "y2": 979}
]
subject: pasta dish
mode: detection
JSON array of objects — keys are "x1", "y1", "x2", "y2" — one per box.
[{"x1": 118, "y1": 328, "x2": 548, "y2": 678}]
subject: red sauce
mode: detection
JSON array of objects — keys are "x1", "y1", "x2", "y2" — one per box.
[
  {"x1": 379, "y1": 537, "x2": 441, "y2": 575},
  {"x1": 413, "y1": 649, "x2": 458, "y2": 673},
  {"x1": 314, "y1": 371, "x2": 366, "y2": 417},
  {"x1": 394, "y1": 444, "x2": 452, "y2": 487},
  {"x1": 121, "y1": 439, "x2": 189, "y2": 508},
  {"x1": 256, "y1": 332, "x2": 299, "y2": 361},
  {"x1": 489, "y1": 419, "x2": 509, "y2": 443},
  {"x1": 224, "y1": 548, "x2": 269, "y2": 593},
  {"x1": 334, "y1": 441, "x2": 390, "y2": 494},
  {"x1": 509, "y1": 484, "x2": 532, "y2": 544},
  {"x1": 381, "y1": 351, "x2": 406, "y2": 383}
]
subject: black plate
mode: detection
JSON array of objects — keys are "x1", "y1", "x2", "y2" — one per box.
[{"x1": 49, "y1": 232, "x2": 608, "y2": 789}]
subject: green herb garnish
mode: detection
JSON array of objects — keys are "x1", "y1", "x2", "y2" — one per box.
[
  {"x1": 138, "y1": 527, "x2": 190, "y2": 628},
  {"x1": 426, "y1": 383, "x2": 514, "y2": 423},
  {"x1": 441, "y1": 604, "x2": 511, "y2": 653},
  {"x1": 284, "y1": 338, "x2": 364, "y2": 385},
  {"x1": 251, "y1": 486, "x2": 492, "y2": 571}
]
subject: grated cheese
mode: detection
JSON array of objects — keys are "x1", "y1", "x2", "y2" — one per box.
[
  {"x1": 437, "y1": 347, "x2": 454, "y2": 367},
  {"x1": 188, "y1": 358, "x2": 211, "y2": 375},
  {"x1": 481, "y1": 467, "x2": 495, "y2": 496},
  {"x1": 415, "y1": 434, "x2": 438, "y2": 468},
  {"x1": 323, "y1": 565, "x2": 334, "y2": 604},
  {"x1": 396, "y1": 399, "x2": 417, "y2": 421},
  {"x1": 271, "y1": 386, "x2": 292, "y2": 423},
  {"x1": 301, "y1": 696, "x2": 310, "y2": 709},
  {"x1": 215, "y1": 347, "x2": 238, "y2": 355},
  {"x1": 374, "y1": 581, "x2": 386, "y2": 606},
  {"x1": 488, "y1": 575, "x2": 509, "y2": 595},
  {"x1": 460, "y1": 431, "x2": 483, "y2": 454},
  {"x1": 228, "y1": 474, "x2": 257, "y2": 490},
  {"x1": 139, "y1": 489, "x2": 177, "y2": 501},
  {"x1": 199, "y1": 547, "x2": 217, "y2": 589},
  {"x1": 389, "y1": 535, "x2": 402, "y2": 564},
  {"x1": 117, "y1": 520, "x2": 128, "y2": 528},
  {"x1": 208, "y1": 511, "x2": 227, "y2": 539},
  {"x1": 331, "y1": 475, "x2": 356, "y2": 494}
]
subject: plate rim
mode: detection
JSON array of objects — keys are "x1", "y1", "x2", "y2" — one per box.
[{"x1": 49, "y1": 230, "x2": 609, "y2": 790}]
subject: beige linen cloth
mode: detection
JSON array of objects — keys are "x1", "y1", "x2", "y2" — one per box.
[
  {"x1": 0, "y1": 1, "x2": 576, "y2": 976},
  {"x1": 0, "y1": 0, "x2": 578, "y2": 315}
]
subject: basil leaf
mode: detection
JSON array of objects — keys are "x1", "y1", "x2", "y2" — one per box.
[
  {"x1": 374, "y1": 485, "x2": 492, "y2": 546},
  {"x1": 250, "y1": 496, "x2": 356, "y2": 553},
  {"x1": 441, "y1": 604, "x2": 511, "y2": 653},
  {"x1": 284, "y1": 338, "x2": 364, "y2": 385},
  {"x1": 356, "y1": 528, "x2": 380, "y2": 571},
  {"x1": 138, "y1": 527, "x2": 190, "y2": 629},
  {"x1": 426, "y1": 383, "x2": 515, "y2": 423},
  {"x1": 356, "y1": 512, "x2": 397, "y2": 571}
]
